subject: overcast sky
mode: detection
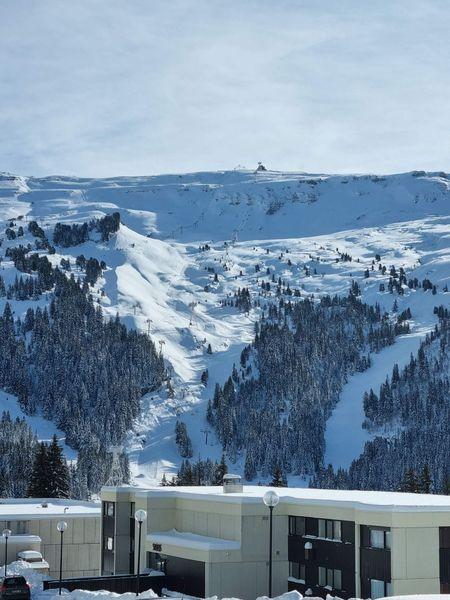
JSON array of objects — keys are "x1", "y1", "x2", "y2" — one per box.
[{"x1": 0, "y1": 0, "x2": 449, "y2": 177}]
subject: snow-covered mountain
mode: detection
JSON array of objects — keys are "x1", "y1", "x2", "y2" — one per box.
[{"x1": 0, "y1": 169, "x2": 449, "y2": 488}]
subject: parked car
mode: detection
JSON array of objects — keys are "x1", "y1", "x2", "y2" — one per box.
[
  {"x1": 0, "y1": 576, "x2": 30, "y2": 600},
  {"x1": 17, "y1": 551, "x2": 49, "y2": 573}
]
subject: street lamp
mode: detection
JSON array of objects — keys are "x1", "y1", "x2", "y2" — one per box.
[
  {"x1": 134, "y1": 509, "x2": 147, "y2": 596},
  {"x1": 263, "y1": 490, "x2": 279, "y2": 598},
  {"x1": 57, "y1": 521, "x2": 68, "y2": 595},
  {"x1": 2, "y1": 529, "x2": 11, "y2": 577}
]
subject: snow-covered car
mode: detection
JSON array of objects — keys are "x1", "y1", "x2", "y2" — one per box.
[{"x1": 16, "y1": 551, "x2": 49, "y2": 573}]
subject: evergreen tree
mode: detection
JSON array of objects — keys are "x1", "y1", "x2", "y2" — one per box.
[
  {"x1": 244, "y1": 452, "x2": 257, "y2": 481},
  {"x1": 443, "y1": 474, "x2": 450, "y2": 495},
  {"x1": 400, "y1": 468, "x2": 419, "y2": 493},
  {"x1": 0, "y1": 412, "x2": 36, "y2": 497},
  {"x1": 271, "y1": 464, "x2": 287, "y2": 487},
  {"x1": 28, "y1": 442, "x2": 49, "y2": 497},
  {"x1": 419, "y1": 464, "x2": 432, "y2": 494},
  {"x1": 214, "y1": 454, "x2": 228, "y2": 484},
  {"x1": 46, "y1": 435, "x2": 70, "y2": 498},
  {"x1": 175, "y1": 421, "x2": 193, "y2": 458},
  {"x1": 177, "y1": 460, "x2": 194, "y2": 485},
  {"x1": 201, "y1": 370, "x2": 209, "y2": 387}
]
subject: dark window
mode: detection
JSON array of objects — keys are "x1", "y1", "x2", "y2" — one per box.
[
  {"x1": 334, "y1": 569, "x2": 342, "y2": 590},
  {"x1": 440, "y1": 527, "x2": 450, "y2": 586},
  {"x1": 318, "y1": 519, "x2": 342, "y2": 541},
  {"x1": 289, "y1": 562, "x2": 305, "y2": 581},
  {"x1": 369, "y1": 528, "x2": 390, "y2": 549},
  {"x1": 289, "y1": 516, "x2": 305, "y2": 536},
  {"x1": 370, "y1": 579, "x2": 391, "y2": 598},
  {"x1": 318, "y1": 566, "x2": 342, "y2": 590},
  {"x1": 440, "y1": 527, "x2": 450, "y2": 549},
  {"x1": 103, "y1": 501, "x2": 115, "y2": 517},
  {"x1": 4, "y1": 577, "x2": 26, "y2": 587}
]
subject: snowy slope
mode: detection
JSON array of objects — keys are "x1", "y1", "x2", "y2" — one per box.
[{"x1": 0, "y1": 170, "x2": 449, "y2": 484}]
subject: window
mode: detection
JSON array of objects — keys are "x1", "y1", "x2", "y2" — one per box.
[
  {"x1": 370, "y1": 528, "x2": 390, "y2": 549},
  {"x1": 15, "y1": 521, "x2": 29, "y2": 534},
  {"x1": 289, "y1": 516, "x2": 305, "y2": 536},
  {"x1": 318, "y1": 519, "x2": 341, "y2": 541},
  {"x1": 103, "y1": 501, "x2": 115, "y2": 517},
  {"x1": 318, "y1": 567, "x2": 342, "y2": 590},
  {"x1": 334, "y1": 520, "x2": 341, "y2": 541},
  {"x1": 4, "y1": 578, "x2": 26, "y2": 587},
  {"x1": 370, "y1": 529, "x2": 384, "y2": 548},
  {"x1": 326, "y1": 521, "x2": 333, "y2": 539},
  {"x1": 289, "y1": 562, "x2": 305, "y2": 581},
  {"x1": 327, "y1": 569, "x2": 333, "y2": 587},
  {"x1": 319, "y1": 519, "x2": 326, "y2": 538},
  {"x1": 385, "y1": 531, "x2": 391, "y2": 549},
  {"x1": 370, "y1": 579, "x2": 388, "y2": 599}
]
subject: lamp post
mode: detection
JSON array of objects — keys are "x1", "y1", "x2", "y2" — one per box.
[
  {"x1": 134, "y1": 509, "x2": 147, "y2": 596},
  {"x1": 263, "y1": 490, "x2": 279, "y2": 598},
  {"x1": 2, "y1": 529, "x2": 11, "y2": 577},
  {"x1": 56, "y1": 521, "x2": 68, "y2": 595}
]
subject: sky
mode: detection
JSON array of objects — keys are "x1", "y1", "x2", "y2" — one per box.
[{"x1": 0, "y1": 0, "x2": 449, "y2": 178}]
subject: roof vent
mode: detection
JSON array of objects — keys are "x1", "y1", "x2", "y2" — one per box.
[
  {"x1": 223, "y1": 474, "x2": 243, "y2": 493},
  {"x1": 41, "y1": 502, "x2": 48, "y2": 508}
]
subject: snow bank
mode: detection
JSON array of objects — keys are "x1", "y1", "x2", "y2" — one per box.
[
  {"x1": 164, "y1": 591, "x2": 353, "y2": 600},
  {"x1": 36, "y1": 590, "x2": 158, "y2": 600},
  {"x1": 2, "y1": 565, "x2": 448, "y2": 600},
  {"x1": 379, "y1": 597, "x2": 450, "y2": 600}
]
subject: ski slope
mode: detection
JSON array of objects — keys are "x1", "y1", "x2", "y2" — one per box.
[{"x1": 0, "y1": 169, "x2": 449, "y2": 484}]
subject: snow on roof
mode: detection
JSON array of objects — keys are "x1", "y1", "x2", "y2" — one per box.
[
  {"x1": 17, "y1": 551, "x2": 43, "y2": 559},
  {"x1": 148, "y1": 529, "x2": 240, "y2": 551},
  {"x1": 0, "y1": 534, "x2": 41, "y2": 544},
  {"x1": 134, "y1": 485, "x2": 450, "y2": 513},
  {"x1": 0, "y1": 498, "x2": 100, "y2": 519}
]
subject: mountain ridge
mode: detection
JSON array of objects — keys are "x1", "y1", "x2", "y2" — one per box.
[{"x1": 0, "y1": 168, "x2": 449, "y2": 491}]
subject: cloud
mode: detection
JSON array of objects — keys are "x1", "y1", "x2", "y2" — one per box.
[{"x1": 0, "y1": 0, "x2": 449, "y2": 176}]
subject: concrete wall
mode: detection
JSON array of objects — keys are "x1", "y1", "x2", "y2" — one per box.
[
  {"x1": 0, "y1": 516, "x2": 100, "y2": 579},
  {"x1": 31, "y1": 516, "x2": 100, "y2": 578},
  {"x1": 207, "y1": 560, "x2": 287, "y2": 600},
  {"x1": 391, "y1": 526, "x2": 441, "y2": 595}
]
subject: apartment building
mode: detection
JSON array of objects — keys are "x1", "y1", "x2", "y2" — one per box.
[
  {"x1": 101, "y1": 480, "x2": 450, "y2": 600},
  {"x1": 0, "y1": 498, "x2": 101, "y2": 578}
]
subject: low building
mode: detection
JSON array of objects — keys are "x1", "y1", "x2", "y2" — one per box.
[
  {"x1": 101, "y1": 481, "x2": 450, "y2": 600},
  {"x1": 0, "y1": 498, "x2": 101, "y2": 578}
]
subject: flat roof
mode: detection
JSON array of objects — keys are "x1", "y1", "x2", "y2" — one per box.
[
  {"x1": 123, "y1": 485, "x2": 450, "y2": 513},
  {"x1": 0, "y1": 498, "x2": 100, "y2": 520},
  {"x1": 148, "y1": 529, "x2": 240, "y2": 551}
]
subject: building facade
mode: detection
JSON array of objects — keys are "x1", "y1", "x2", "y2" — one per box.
[
  {"x1": 0, "y1": 498, "x2": 101, "y2": 578},
  {"x1": 100, "y1": 483, "x2": 450, "y2": 600}
]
